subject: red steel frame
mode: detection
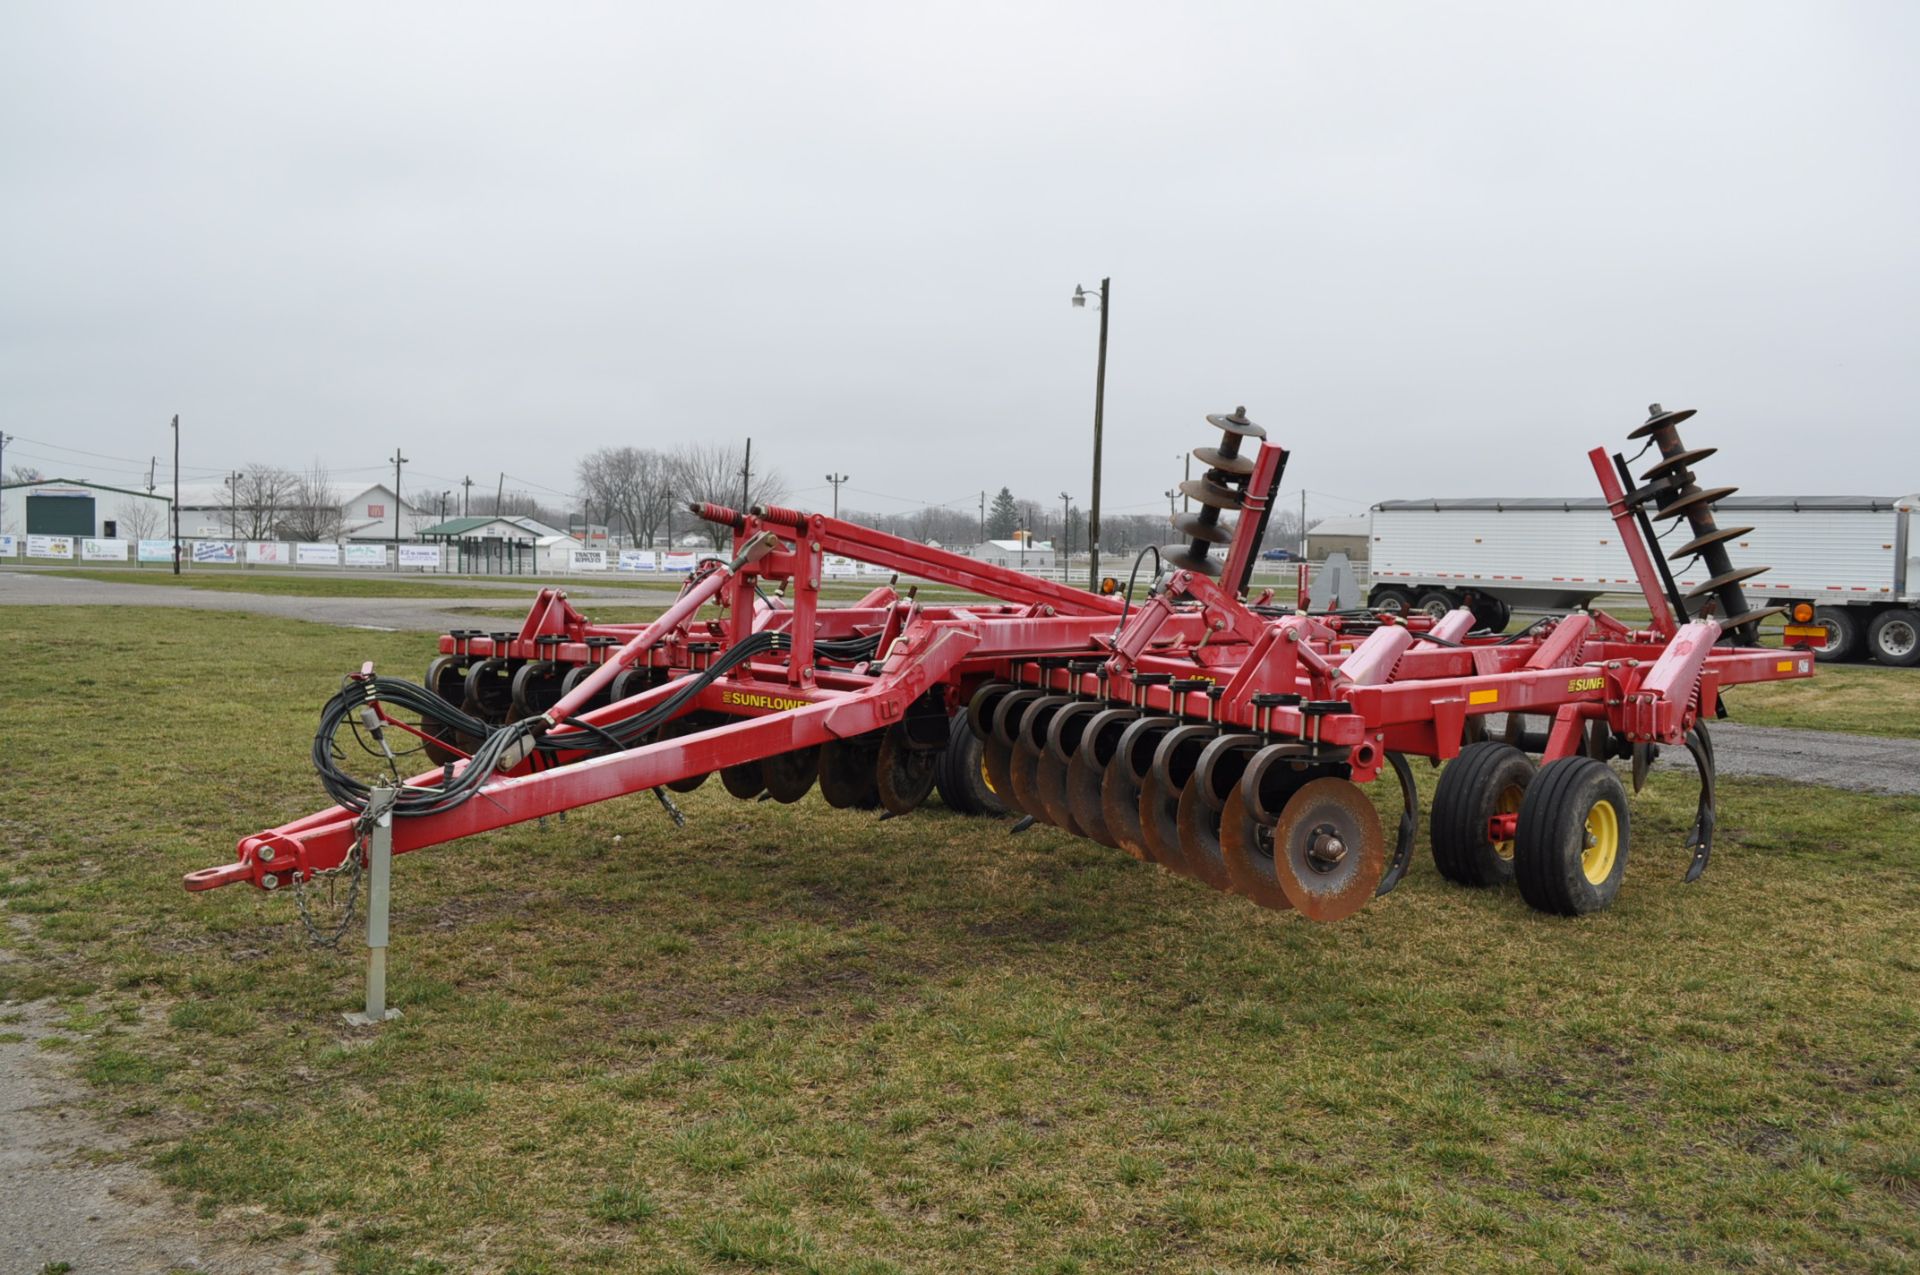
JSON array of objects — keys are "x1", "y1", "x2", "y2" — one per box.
[{"x1": 186, "y1": 429, "x2": 1817, "y2": 897}]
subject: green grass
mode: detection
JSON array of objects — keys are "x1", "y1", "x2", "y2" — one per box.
[
  {"x1": 17, "y1": 567, "x2": 577, "y2": 600},
  {"x1": 1, "y1": 606, "x2": 1916, "y2": 1272},
  {"x1": 1731, "y1": 663, "x2": 1920, "y2": 739}
]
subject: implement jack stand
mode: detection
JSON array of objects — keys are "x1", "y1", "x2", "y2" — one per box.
[{"x1": 344, "y1": 786, "x2": 402, "y2": 1028}]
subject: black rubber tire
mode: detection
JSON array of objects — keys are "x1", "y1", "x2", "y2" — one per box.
[
  {"x1": 936, "y1": 709, "x2": 1005, "y2": 816},
  {"x1": 1467, "y1": 594, "x2": 1510, "y2": 634},
  {"x1": 1867, "y1": 608, "x2": 1920, "y2": 668},
  {"x1": 1369, "y1": 585, "x2": 1414, "y2": 615},
  {"x1": 1430, "y1": 741, "x2": 1535, "y2": 887},
  {"x1": 1415, "y1": 589, "x2": 1457, "y2": 620},
  {"x1": 1810, "y1": 606, "x2": 1862, "y2": 663},
  {"x1": 1513, "y1": 757, "x2": 1630, "y2": 916}
]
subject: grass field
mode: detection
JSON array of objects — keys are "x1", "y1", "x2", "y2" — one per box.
[{"x1": 1, "y1": 606, "x2": 1916, "y2": 1274}]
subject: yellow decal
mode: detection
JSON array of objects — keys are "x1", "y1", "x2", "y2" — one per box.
[
  {"x1": 1567, "y1": 676, "x2": 1604, "y2": 694},
  {"x1": 1468, "y1": 689, "x2": 1499, "y2": 705},
  {"x1": 1776, "y1": 660, "x2": 1794, "y2": 673},
  {"x1": 720, "y1": 690, "x2": 810, "y2": 712}
]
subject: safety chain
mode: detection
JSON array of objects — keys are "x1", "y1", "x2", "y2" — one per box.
[{"x1": 291, "y1": 812, "x2": 372, "y2": 948}]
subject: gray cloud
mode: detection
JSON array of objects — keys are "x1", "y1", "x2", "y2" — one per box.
[{"x1": 3, "y1": 1, "x2": 1914, "y2": 524}]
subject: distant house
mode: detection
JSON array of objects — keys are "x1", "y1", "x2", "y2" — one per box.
[
  {"x1": 1306, "y1": 515, "x2": 1371, "y2": 563},
  {"x1": 338, "y1": 483, "x2": 436, "y2": 542},
  {"x1": 0, "y1": 477, "x2": 171, "y2": 539},
  {"x1": 970, "y1": 538, "x2": 1056, "y2": 572},
  {"x1": 419, "y1": 514, "x2": 576, "y2": 574}
]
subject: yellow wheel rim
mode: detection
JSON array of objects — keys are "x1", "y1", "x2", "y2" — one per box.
[
  {"x1": 1494, "y1": 784, "x2": 1523, "y2": 861},
  {"x1": 1581, "y1": 799, "x2": 1620, "y2": 884},
  {"x1": 980, "y1": 752, "x2": 998, "y2": 795}
]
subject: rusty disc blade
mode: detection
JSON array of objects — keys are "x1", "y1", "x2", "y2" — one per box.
[
  {"x1": 1628, "y1": 405, "x2": 1697, "y2": 439},
  {"x1": 1032, "y1": 749, "x2": 1084, "y2": 836},
  {"x1": 1064, "y1": 708, "x2": 1133, "y2": 849},
  {"x1": 1178, "y1": 477, "x2": 1244, "y2": 511},
  {"x1": 1137, "y1": 765, "x2": 1193, "y2": 876},
  {"x1": 1191, "y1": 444, "x2": 1255, "y2": 477},
  {"x1": 1219, "y1": 786, "x2": 1294, "y2": 911},
  {"x1": 720, "y1": 760, "x2": 766, "y2": 800},
  {"x1": 1101, "y1": 716, "x2": 1173, "y2": 862},
  {"x1": 1160, "y1": 546, "x2": 1223, "y2": 577},
  {"x1": 966, "y1": 681, "x2": 1013, "y2": 742},
  {"x1": 1684, "y1": 564, "x2": 1769, "y2": 600},
  {"x1": 762, "y1": 746, "x2": 819, "y2": 803},
  {"x1": 817, "y1": 736, "x2": 881, "y2": 809},
  {"x1": 875, "y1": 724, "x2": 938, "y2": 815},
  {"x1": 1204, "y1": 409, "x2": 1266, "y2": 439},
  {"x1": 1175, "y1": 782, "x2": 1234, "y2": 891},
  {"x1": 1269, "y1": 777, "x2": 1385, "y2": 922},
  {"x1": 1655, "y1": 485, "x2": 1738, "y2": 520},
  {"x1": 1171, "y1": 510, "x2": 1233, "y2": 544},
  {"x1": 660, "y1": 716, "x2": 711, "y2": 793},
  {"x1": 1640, "y1": 446, "x2": 1717, "y2": 481}
]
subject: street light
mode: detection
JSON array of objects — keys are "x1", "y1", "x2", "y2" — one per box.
[
  {"x1": 1059, "y1": 491, "x2": 1072, "y2": 582},
  {"x1": 1072, "y1": 277, "x2": 1109, "y2": 592},
  {"x1": 825, "y1": 472, "x2": 848, "y2": 518}
]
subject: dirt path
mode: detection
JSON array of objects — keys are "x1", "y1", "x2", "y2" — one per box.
[
  {"x1": 0, "y1": 1001, "x2": 329, "y2": 1274},
  {"x1": 0, "y1": 568, "x2": 677, "y2": 633}
]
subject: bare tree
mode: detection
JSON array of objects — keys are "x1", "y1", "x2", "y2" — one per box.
[
  {"x1": 281, "y1": 460, "x2": 344, "y2": 542},
  {"x1": 231, "y1": 464, "x2": 297, "y2": 539},
  {"x1": 8, "y1": 464, "x2": 45, "y2": 483},
  {"x1": 576, "y1": 446, "x2": 675, "y2": 547},
  {"x1": 117, "y1": 500, "x2": 163, "y2": 541},
  {"x1": 668, "y1": 443, "x2": 786, "y2": 548}
]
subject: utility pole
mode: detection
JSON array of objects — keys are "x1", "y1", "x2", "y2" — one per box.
[
  {"x1": 495, "y1": 472, "x2": 505, "y2": 518},
  {"x1": 146, "y1": 457, "x2": 156, "y2": 494},
  {"x1": 1179, "y1": 453, "x2": 1192, "y2": 512},
  {"x1": 825, "y1": 473, "x2": 848, "y2": 518},
  {"x1": 0, "y1": 432, "x2": 11, "y2": 537},
  {"x1": 1300, "y1": 491, "x2": 1308, "y2": 558},
  {"x1": 1059, "y1": 491, "x2": 1072, "y2": 581},
  {"x1": 390, "y1": 449, "x2": 408, "y2": 552},
  {"x1": 1071, "y1": 277, "x2": 1110, "y2": 592},
  {"x1": 462, "y1": 475, "x2": 473, "y2": 517},
  {"x1": 171, "y1": 415, "x2": 181, "y2": 575},
  {"x1": 740, "y1": 438, "x2": 753, "y2": 510},
  {"x1": 226, "y1": 470, "x2": 242, "y2": 546},
  {"x1": 979, "y1": 490, "x2": 986, "y2": 544}
]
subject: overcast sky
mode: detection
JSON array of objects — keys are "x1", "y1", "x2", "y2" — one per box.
[{"x1": 3, "y1": 2, "x2": 1914, "y2": 526}]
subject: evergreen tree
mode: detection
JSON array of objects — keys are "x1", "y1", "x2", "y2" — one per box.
[{"x1": 987, "y1": 487, "x2": 1019, "y2": 539}]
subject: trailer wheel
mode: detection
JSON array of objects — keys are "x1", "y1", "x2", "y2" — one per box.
[
  {"x1": 1513, "y1": 757, "x2": 1629, "y2": 916},
  {"x1": 936, "y1": 709, "x2": 1006, "y2": 816},
  {"x1": 1809, "y1": 606, "x2": 1862, "y2": 663},
  {"x1": 1415, "y1": 589, "x2": 1456, "y2": 620},
  {"x1": 1867, "y1": 609, "x2": 1920, "y2": 667},
  {"x1": 1430, "y1": 742, "x2": 1534, "y2": 887},
  {"x1": 1468, "y1": 594, "x2": 1511, "y2": 634},
  {"x1": 1369, "y1": 585, "x2": 1413, "y2": 614}
]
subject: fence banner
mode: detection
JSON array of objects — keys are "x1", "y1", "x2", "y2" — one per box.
[
  {"x1": 0, "y1": 534, "x2": 16, "y2": 557},
  {"x1": 249, "y1": 541, "x2": 289, "y2": 565},
  {"x1": 662, "y1": 551, "x2": 697, "y2": 572},
  {"x1": 569, "y1": 548, "x2": 608, "y2": 571},
  {"x1": 398, "y1": 544, "x2": 442, "y2": 569},
  {"x1": 823, "y1": 555, "x2": 857, "y2": 579},
  {"x1": 296, "y1": 543, "x2": 340, "y2": 566},
  {"x1": 191, "y1": 540, "x2": 237, "y2": 564},
  {"x1": 618, "y1": 549, "x2": 658, "y2": 572},
  {"x1": 81, "y1": 538, "x2": 129, "y2": 562},
  {"x1": 858, "y1": 560, "x2": 891, "y2": 577},
  {"x1": 27, "y1": 535, "x2": 75, "y2": 560},
  {"x1": 137, "y1": 539, "x2": 174, "y2": 562},
  {"x1": 343, "y1": 544, "x2": 387, "y2": 568}
]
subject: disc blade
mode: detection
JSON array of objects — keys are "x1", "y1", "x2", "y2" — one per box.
[
  {"x1": 818, "y1": 736, "x2": 881, "y2": 809},
  {"x1": 1269, "y1": 777, "x2": 1385, "y2": 922},
  {"x1": 1101, "y1": 717, "x2": 1172, "y2": 862},
  {"x1": 1191, "y1": 445, "x2": 1255, "y2": 477},
  {"x1": 720, "y1": 760, "x2": 766, "y2": 800},
  {"x1": 1219, "y1": 786, "x2": 1294, "y2": 911},
  {"x1": 1065, "y1": 708, "x2": 1135, "y2": 849},
  {"x1": 762, "y1": 746, "x2": 819, "y2": 803},
  {"x1": 1175, "y1": 781, "x2": 1234, "y2": 891},
  {"x1": 875, "y1": 724, "x2": 938, "y2": 816}
]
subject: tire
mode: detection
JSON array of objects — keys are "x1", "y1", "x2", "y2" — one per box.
[
  {"x1": 1867, "y1": 609, "x2": 1920, "y2": 668},
  {"x1": 936, "y1": 709, "x2": 1006, "y2": 816},
  {"x1": 1809, "y1": 606, "x2": 1862, "y2": 663},
  {"x1": 1430, "y1": 742, "x2": 1535, "y2": 887},
  {"x1": 1465, "y1": 592, "x2": 1510, "y2": 634},
  {"x1": 1369, "y1": 585, "x2": 1414, "y2": 615},
  {"x1": 1513, "y1": 757, "x2": 1629, "y2": 916},
  {"x1": 1415, "y1": 589, "x2": 1457, "y2": 620}
]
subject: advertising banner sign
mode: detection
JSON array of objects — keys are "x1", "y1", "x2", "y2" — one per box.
[
  {"x1": 296, "y1": 543, "x2": 341, "y2": 566},
  {"x1": 137, "y1": 539, "x2": 174, "y2": 563},
  {"x1": 858, "y1": 560, "x2": 891, "y2": 576},
  {"x1": 662, "y1": 551, "x2": 697, "y2": 572},
  {"x1": 569, "y1": 548, "x2": 608, "y2": 571},
  {"x1": 249, "y1": 541, "x2": 288, "y2": 565},
  {"x1": 343, "y1": 544, "x2": 387, "y2": 568},
  {"x1": 618, "y1": 549, "x2": 658, "y2": 572},
  {"x1": 27, "y1": 535, "x2": 75, "y2": 560},
  {"x1": 823, "y1": 555, "x2": 857, "y2": 579},
  {"x1": 191, "y1": 541, "x2": 238, "y2": 564},
  {"x1": 0, "y1": 534, "x2": 16, "y2": 557},
  {"x1": 82, "y1": 538, "x2": 129, "y2": 562},
  {"x1": 398, "y1": 544, "x2": 442, "y2": 569}
]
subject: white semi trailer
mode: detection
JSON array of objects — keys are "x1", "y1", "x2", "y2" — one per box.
[{"x1": 1364, "y1": 495, "x2": 1919, "y2": 665}]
